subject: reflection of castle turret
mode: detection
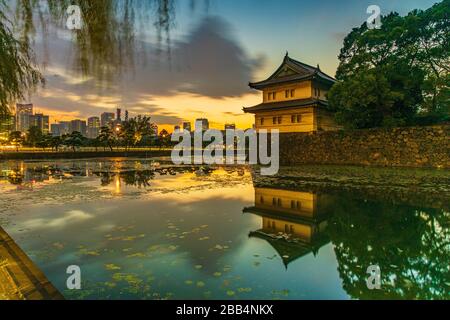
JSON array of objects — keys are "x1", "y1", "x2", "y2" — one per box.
[
  {"x1": 244, "y1": 187, "x2": 331, "y2": 268},
  {"x1": 0, "y1": 227, "x2": 63, "y2": 300}
]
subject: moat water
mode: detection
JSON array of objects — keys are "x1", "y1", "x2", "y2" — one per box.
[{"x1": 0, "y1": 159, "x2": 448, "y2": 300}]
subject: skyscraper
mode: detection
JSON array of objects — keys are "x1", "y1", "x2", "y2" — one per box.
[
  {"x1": 15, "y1": 103, "x2": 33, "y2": 132},
  {"x1": 183, "y1": 122, "x2": 192, "y2": 132},
  {"x1": 195, "y1": 119, "x2": 209, "y2": 131},
  {"x1": 51, "y1": 121, "x2": 71, "y2": 136},
  {"x1": 51, "y1": 124, "x2": 60, "y2": 137},
  {"x1": 116, "y1": 108, "x2": 122, "y2": 122},
  {"x1": 59, "y1": 122, "x2": 70, "y2": 135},
  {"x1": 87, "y1": 117, "x2": 101, "y2": 139},
  {"x1": 101, "y1": 112, "x2": 115, "y2": 127},
  {"x1": 70, "y1": 120, "x2": 87, "y2": 136},
  {"x1": 0, "y1": 115, "x2": 15, "y2": 140},
  {"x1": 225, "y1": 124, "x2": 236, "y2": 130},
  {"x1": 125, "y1": 110, "x2": 129, "y2": 122},
  {"x1": 30, "y1": 113, "x2": 50, "y2": 134}
]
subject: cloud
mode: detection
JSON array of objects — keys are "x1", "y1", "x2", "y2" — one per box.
[
  {"x1": 168, "y1": 16, "x2": 265, "y2": 98},
  {"x1": 222, "y1": 111, "x2": 247, "y2": 117},
  {"x1": 30, "y1": 16, "x2": 264, "y2": 124},
  {"x1": 22, "y1": 210, "x2": 93, "y2": 229},
  {"x1": 122, "y1": 16, "x2": 265, "y2": 99}
]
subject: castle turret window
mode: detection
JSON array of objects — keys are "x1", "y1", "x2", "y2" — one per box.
[{"x1": 291, "y1": 115, "x2": 302, "y2": 123}]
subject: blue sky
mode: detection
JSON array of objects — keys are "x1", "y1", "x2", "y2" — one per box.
[{"x1": 174, "y1": 0, "x2": 440, "y2": 76}]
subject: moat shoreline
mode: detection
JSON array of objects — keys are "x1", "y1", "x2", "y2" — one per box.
[{"x1": 0, "y1": 150, "x2": 172, "y2": 160}]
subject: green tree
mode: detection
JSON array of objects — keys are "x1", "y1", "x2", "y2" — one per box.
[
  {"x1": 157, "y1": 129, "x2": 170, "y2": 149},
  {"x1": 121, "y1": 116, "x2": 156, "y2": 150},
  {"x1": 65, "y1": 131, "x2": 85, "y2": 152},
  {"x1": 330, "y1": 1, "x2": 449, "y2": 128},
  {"x1": 50, "y1": 135, "x2": 63, "y2": 152},
  {"x1": 26, "y1": 126, "x2": 43, "y2": 147},
  {"x1": 36, "y1": 133, "x2": 53, "y2": 151},
  {"x1": 329, "y1": 65, "x2": 424, "y2": 129},
  {"x1": 91, "y1": 136, "x2": 102, "y2": 152},
  {"x1": 98, "y1": 126, "x2": 115, "y2": 151},
  {"x1": 8, "y1": 131, "x2": 24, "y2": 151}
]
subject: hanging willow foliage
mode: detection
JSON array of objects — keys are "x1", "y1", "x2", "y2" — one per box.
[{"x1": 0, "y1": 0, "x2": 209, "y2": 112}]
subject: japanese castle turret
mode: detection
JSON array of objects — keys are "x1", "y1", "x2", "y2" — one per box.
[{"x1": 244, "y1": 53, "x2": 341, "y2": 133}]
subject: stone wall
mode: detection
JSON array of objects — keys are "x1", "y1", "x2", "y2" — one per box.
[{"x1": 279, "y1": 125, "x2": 450, "y2": 168}]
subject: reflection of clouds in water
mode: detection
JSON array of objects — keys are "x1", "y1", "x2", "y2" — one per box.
[
  {"x1": 93, "y1": 223, "x2": 117, "y2": 233},
  {"x1": 22, "y1": 210, "x2": 93, "y2": 230}
]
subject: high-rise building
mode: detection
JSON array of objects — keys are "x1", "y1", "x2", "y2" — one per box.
[
  {"x1": 195, "y1": 118, "x2": 209, "y2": 131},
  {"x1": 116, "y1": 108, "x2": 122, "y2": 122},
  {"x1": 59, "y1": 122, "x2": 70, "y2": 135},
  {"x1": 125, "y1": 110, "x2": 129, "y2": 122},
  {"x1": 87, "y1": 117, "x2": 100, "y2": 139},
  {"x1": 0, "y1": 115, "x2": 15, "y2": 140},
  {"x1": 15, "y1": 103, "x2": 33, "y2": 132},
  {"x1": 225, "y1": 124, "x2": 236, "y2": 130},
  {"x1": 101, "y1": 112, "x2": 115, "y2": 127},
  {"x1": 30, "y1": 113, "x2": 50, "y2": 134},
  {"x1": 51, "y1": 121, "x2": 71, "y2": 137},
  {"x1": 182, "y1": 122, "x2": 192, "y2": 132},
  {"x1": 70, "y1": 120, "x2": 87, "y2": 136},
  {"x1": 51, "y1": 124, "x2": 60, "y2": 137}
]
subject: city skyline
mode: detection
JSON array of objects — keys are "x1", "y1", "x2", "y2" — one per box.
[
  {"x1": 15, "y1": 0, "x2": 438, "y2": 133},
  {"x1": 11, "y1": 102, "x2": 230, "y2": 138}
]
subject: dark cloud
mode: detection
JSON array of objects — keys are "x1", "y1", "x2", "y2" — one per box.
[
  {"x1": 125, "y1": 16, "x2": 265, "y2": 99},
  {"x1": 169, "y1": 16, "x2": 265, "y2": 98},
  {"x1": 222, "y1": 111, "x2": 247, "y2": 117}
]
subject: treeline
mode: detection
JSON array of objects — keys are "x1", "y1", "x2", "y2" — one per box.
[
  {"x1": 329, "y1": 0, "x2": 449, "y2": 129},
  {"x1": 6, "y1": 116, "x2": 173, "y2": 152}
]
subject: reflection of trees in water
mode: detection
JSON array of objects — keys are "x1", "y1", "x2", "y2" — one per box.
[
  {"x1": 11, "y1": 0, "x2": 209, "y2": 81},
  {"x1": 327, "y1": 196, "x2": 450, "y2": 300},
  {"x1": 96, "y1": 170, "x2": 155, "y2": 188},
  {"x1": 0, "y1": 163, "x2": 230, "y2": 187},
  {"x1": 7, "y1": 169, "x2": 24, "y2": 185}
]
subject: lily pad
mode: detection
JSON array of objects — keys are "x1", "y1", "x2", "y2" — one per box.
[
  {"x1": 105, "y1": 264, "x2": 121, "y2": 271},
  {"x1": 226, "y1": 290, "x2": 235, "y2": 296}
]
